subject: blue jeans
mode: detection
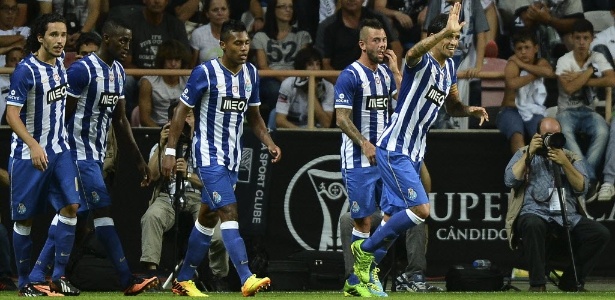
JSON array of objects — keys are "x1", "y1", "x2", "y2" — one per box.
[
  {"x1": 603, "y1": 120, "x2": 615, "y2": 183},
  {"x1": 556, "y1": 107, "x2": 608, "y2": 182}
]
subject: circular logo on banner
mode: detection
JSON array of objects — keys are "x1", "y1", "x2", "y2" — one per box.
[{"x1": 284, "y1": 155, "x2": 348, "y2": 251}]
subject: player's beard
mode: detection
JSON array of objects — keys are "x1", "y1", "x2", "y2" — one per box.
[{"x1": 367, "y1": 49, "x2": 383, "y2": 64}]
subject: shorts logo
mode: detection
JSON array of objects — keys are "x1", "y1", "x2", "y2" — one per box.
[
  {"x1": 285, "y1": 155, "x2": 348, "y2": 251},
  {"x1": 212, "y1": 191, "x2": 222, "y2": 203},
  {"x1": 408, "y1": 188, "x2": 417, "y2": 200},
  {"x1": 351, "y1": 201, "x2": 360, "y2": 213},
  {"x1": 91, "y1": 191, "x2": 100, "y2": 203},
  {"x1": 17, "y1": 203, "x2": 26, "y2": 214},
  {"x1": 425, "y1": 85, "x2": 445, "y2": 107}
]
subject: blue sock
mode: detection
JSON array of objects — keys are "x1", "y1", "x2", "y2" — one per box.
[
  {"x1": 220, "y1": 222, "x2": 252, "y2": 284},
  {"x1": 30, "y1": 216, "x2": 58, "y2": 283},
  {"x1": 94, "y1": 218, "x2": 132, "y2": 288},
  {"x1": 362, "y1": 210, "x2": 421, "y2": 253},
  {"x1": 176, "y1": 223, "x2": 212, "y2": 282},
  {"x1": 51, "y1": 215, "x2": 77, "y2": 281},
  {"x1": 13, "y1": 224, "x2": 32, "y2": 289}
]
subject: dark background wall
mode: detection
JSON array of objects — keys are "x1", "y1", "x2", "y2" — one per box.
[{"x1": 1, "y1": 127, "x2": 614, "y2": 278}]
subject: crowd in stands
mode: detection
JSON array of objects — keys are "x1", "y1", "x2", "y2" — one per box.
[{"x1": 2, "y1": 0, "x2": 615, "y2": 293}]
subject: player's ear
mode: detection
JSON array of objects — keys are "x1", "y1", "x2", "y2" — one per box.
[{"x1": 220, "y1": 40, "x2": 225, "y2": 52}]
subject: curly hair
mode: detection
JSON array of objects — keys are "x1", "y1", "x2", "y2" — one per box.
[{"x1": 25, "y1": 13, "x2": 66, "y2": 54}]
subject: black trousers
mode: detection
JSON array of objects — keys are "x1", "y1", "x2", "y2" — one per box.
[{"x1": 515, "y1": 213, "x2": 610, "y2": 287}]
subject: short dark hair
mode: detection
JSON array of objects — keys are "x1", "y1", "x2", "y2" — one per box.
[
  {"x1": 571, "y1": 19, "x2": 594, "y2": 35},
  {"x1": 220, "y1": 19, "x2": 247, "y2": 42},
  {"x1": 25, "y1": 13, "x2": 66, "y2": 54},
  {"x1": 76, "y1": 32, "x2": 101, "y2": 50},
  {"x1": 511, "y1": 29, "x2": 538, "y2": 46},
  {"x1": 102, "y1": 19, "x2": 130, "y2": 36},
  {"x1": 154, "y1": 39, "x2": 191, "y2": 69},
  {"x1": 360, "y1": 18, "x2": 384, "y2": 31},
  {"x1": 427, "y1": 14, "x2": 448, "y2": 35},
  {"x1": 293, "y1": 46, "x2": 322, "y2": 70}
]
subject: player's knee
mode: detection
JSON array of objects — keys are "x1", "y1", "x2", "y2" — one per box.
[
  {"x1": 411, "y1": 204, "x2": 430, "y2": 220},
  {"x1": 60, "y1": 204, "x2": 79, "y2": 217}
]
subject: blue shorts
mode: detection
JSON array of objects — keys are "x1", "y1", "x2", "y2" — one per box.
[
  {"x1": 342, "y1": 166, "x2": 381, "y2": 219},
  {"x1": 197, "y1": 165, "x2": 238, "y2": 211},
  {"x1": 376, "y1": 148, "x2": 428, "y2": 215},
  {"x1": 76, "y1": 160, "x2": 111, "y2": 212},
  {"x1": 496, "y1": 107, "x2": 542, "y2": 140},
  {"x1": 9, "y1": 151, "x2": 81, "y2": 220}
]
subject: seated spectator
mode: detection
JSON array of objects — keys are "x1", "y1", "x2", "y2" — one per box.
[
  {"x1": 373, "y1": 0, "x2": 428, "y2": 51},
  {"x1": 504, "y1": 117, "x2": 610, "y2": 292},
  {"x1": 138, "y1": 39, "x2": 190, "y2": 127},
  {"x1": 253, "y1": 0, "x2": 312, "y2": 118},
  {"x1": 74, "y1": 31, "x2": 100, "y2": 59},
  {"x1": 555, "y1": 19, "x2": 614, "y2": 201},
  {"x1": 590, "y1": 3, "x2": 615, "y2": 68},
  {"x1": 0, "y1": 46, "x2": 22, "y2": 124},
  {"x1": 497, "y1": 30, "x2": 554, "y2": 154},
  {"x1": 48, "y1": 0, "x2": 101, "y2": 51},
  {"x1": 274, "y1": 47, "x2": 333, "y2": 129},
  {"x1": 141, "y1": 102, "x2": 228, "y2": 290},
  {"x1": 15, "y1": 0, "x2": 50, "y2": 27},
  {"x1": 0, "y1": 0, "x2": 28, "y2": 66},
  {"x1": 190, "y1": 0, "x2": 229, "y2": 65}
]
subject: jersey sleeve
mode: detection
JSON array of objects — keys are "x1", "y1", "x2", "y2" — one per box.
[
  {"x1": 385, "y1": 66, "x2": 398, "y2": 97},
  {"x1": 66, "y1": 61, "x2": 90, "y2": 97},
  {"x1": 180, "y1": 65, "x2": 209, "y2": 108},
  {"x1": 6, "y1": 64, "x2": 34, "y2": 107},
  {"x1": 334, "y1": 69, "x2": 357, "y2": 109},
  {"x1": 248, "y1": 65, "x2": 260, "y2": 106}
]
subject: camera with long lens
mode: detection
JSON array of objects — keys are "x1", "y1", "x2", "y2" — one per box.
[{"x1": 536, "y1": 132, "x2": 566, "y2": 156}]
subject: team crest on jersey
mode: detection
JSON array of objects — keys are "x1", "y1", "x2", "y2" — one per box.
[
  {"x1": 366, "y1": 95, "x2": 388, "y2": 110},
  {"x1": 212, "y1": 191, "x2": 222, "y2": 203},
  {"x1": 375, "y1": 76, "x2": 381, "y2": 85},
  {"x1": 221, "y1": 96, "x2": 247, "y2": 112},
  {"x1": 53, "y1": 73, "x2": 60, "y2": 82},
  {"x1": 407, "y1": 188, "x2": 417, "y2": 200},
  {"x1": 109, "y1": 74, "x2": 115, "y2": 82},
  {"x1": 351, "y1": 201, "x2": 360, "y2": 213},
  {"x1": 425, "y1": 85, "x2": 445, "y2": 107},
  {"x1": 232, "y1": 86, "x2": 239, "y2": 93},
  {"x1": 17, "y1": 203, "x2": 26, "y2": 214},
  {"x1": 91, "y1": 191, "x2": 100, "y2": 203},
  {"x1": 47, "y1": 84, "x2": 67, "y2": 104},
  {"x1": 99, "y1": 92, "x2": 120, "y2": 107}
]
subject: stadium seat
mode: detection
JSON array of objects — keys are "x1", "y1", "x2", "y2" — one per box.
[{"x1": 480, "y1": 57, "x2": 507, "y2": 128}]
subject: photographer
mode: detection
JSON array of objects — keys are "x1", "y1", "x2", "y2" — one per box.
[
  {"x1": 140, "y1": 102, "x2": 229, "y2": 290},
  {"x1": 504, "y1": 117, "x2": 610, "y2": 292}
]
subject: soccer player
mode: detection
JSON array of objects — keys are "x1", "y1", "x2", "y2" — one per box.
[
  {"x1": 161, "y1": 20, "x2": 281, "y2": 297},
  {"x1": 351, "y1": 3, "x2": 489, "y2": 285},
  {"x1": 334, "y1": 18, "x2": 400, "y2": 297},
  {"x1": 5, "y1": 13, "x2": 80, "y2": 297}
]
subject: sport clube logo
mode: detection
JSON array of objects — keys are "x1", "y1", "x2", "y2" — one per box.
[{"x1": 284, "y1": 155, "x2": 348, "y2": 252}]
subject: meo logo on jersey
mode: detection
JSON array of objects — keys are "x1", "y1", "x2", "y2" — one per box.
[
  {"x1": 47, "y1": 84, "x2": 67, "y2": 104},
  {"x1": 366, "y1": 95, "x2": 388, "y2": 110},
  {"x1": 221, "y1": 96, "x2": 247, "y2": 112},
  {"x1": 99, "y1": 92, "x2": 120, "y2": 108},
  {"x1": 425, "y1": 85, "x2": 445, "y2": 107}
]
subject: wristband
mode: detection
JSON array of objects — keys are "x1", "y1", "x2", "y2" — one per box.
[{"x1": 165, "y1": 148, "x2": 176, "y2": 156}]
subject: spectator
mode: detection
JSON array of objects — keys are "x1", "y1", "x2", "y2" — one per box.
[
  {"x1": 119, "y1": 0, "x2": 190, "y2": 120},
  {"x1": 253, "y1": 0, "x2": 312, "y2": 117},
  {"x1": 138, "y1": 39, "x2": 190, "y2": 127},
  {"x1": 497, "y1": 30, "x2": 554, "y2": 154},
  {"x1": 423, "y1": 0, "x2": 489, "y2": 130},
  {"x1": 0, "y1": 168, "x2": 18, "y2": 291},
  {"x1": 373, "y1": 0, "x2": 428, "y2": 51},
  {"x1": 190, "y1": 0, "x2": 229, "y2": 64},
  {"x1": 141, "y1": 102, "x2": 229, "y2": 290},
  {"x1": 315, "y1": 0, "x2": 403, "y2": 83},
  {"x1": 74, "y1": 30, "x2": 100, "y2": 58},
  {"x1": 0, "y1": 46, "x2": 22, "y2": 123},
  {"x1": 274, "y1": 46, "x2": 333, "y2": 129},
  {"x1": 504, "y1": 117, "x2": 610, "y2": 292},
  {"x1": 0, "y1": 0, "x2": 28, "y2": 66},
  {"x1": 555, "y1": 19, "x2": 614, "y2": 201},
  {"x1": 15, "y1": 0, "x2": 50, "y2": 27},
  {"x1": 590, "y1": 3, "x2": 615, "y2": 67},
  {"x1": 499, "y1": 0, "x2": 584, "y2": 65},
  {"x1": 228, "y1": 0, "x2": 264, "y2": 32},
  {"x1": 47, "y1": 0, "x2": 101, "y2": 51}
]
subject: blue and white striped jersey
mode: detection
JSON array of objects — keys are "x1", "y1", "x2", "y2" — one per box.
[
  {"x1": 180, "y1": 58, "x2": 260, "y2": 171},
  {"x1": 66, "y1": 53, "x2": 125, "y2": 162},
  {"x1": 7, "y1": 53, "x2": 70, "y2": 159},
  {"x1": 335, "y1": 61, "x2": 397, "y2": 169},
  {"x1": 377, "y1": 53, "x2": 456, "y2": 161}
]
